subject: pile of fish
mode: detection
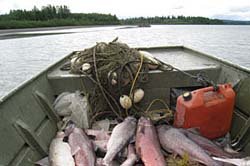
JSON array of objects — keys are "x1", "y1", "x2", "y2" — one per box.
[{"x1": 36, "y1": 116, "x2": 249, "y2": 166}]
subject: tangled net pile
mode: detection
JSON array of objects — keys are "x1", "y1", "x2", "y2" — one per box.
[{"x1": 70, "y1": 38, "x2": 172, "y2": 123}]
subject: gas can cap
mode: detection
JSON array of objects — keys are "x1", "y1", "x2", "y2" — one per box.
[{"x1": 183, "y1": 92, "x2": 192, "y2": 101}]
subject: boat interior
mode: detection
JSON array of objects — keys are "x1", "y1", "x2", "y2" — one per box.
[{"x1": 1, "y1": 46, "x2": 250, "y2": 165}]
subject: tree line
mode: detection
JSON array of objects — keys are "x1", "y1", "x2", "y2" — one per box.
[
  {"x1": 0, "y1": 5, "x2": 119, "y2": 23},
  {"x1": 121, "y1": 16, "x2": 224, "y2": 25},
  {"x1": 0, "y1": 5, "x2": 225, "y2": 29},
  {"x1": 7, "y1": 5, "x2": 70, "y2": 20},
  {"x1": 0, "y1": 5, "x2": 120, "y2": 29}
]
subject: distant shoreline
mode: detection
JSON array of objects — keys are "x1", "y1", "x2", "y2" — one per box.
[
  {"x1": 1, "y1": 5, "x2": 249, "y2": 31},
  {"x1": 1, "y1": 24, "x2": 250, "y2": 40},
  {"x1": 0, "y1": 25, "x2": 119, "y2": 34},
  {"x1": 1, "y1": 23, "x2": 250, "y2": 35},
  {"x1": 2, "y1": 22, "x2": 250, "y2": 35}
]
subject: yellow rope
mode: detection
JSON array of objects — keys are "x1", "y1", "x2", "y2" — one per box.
[
  {"x1": 144, "y1": 98, "x2": 172, "y2": 121},
  {"x1": 145, "y1": 99, "x2": 170, "y2": 112},
  {"x1": 125, "y1": 53, "x2": 144, "y2": 116},
  {"x1": 129, "y1": 53, "x2": 144, "y2": 98}
]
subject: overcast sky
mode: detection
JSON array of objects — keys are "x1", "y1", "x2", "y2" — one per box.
[{"x1": 0, "y1": 0, "x2": 250, "y2": 20}]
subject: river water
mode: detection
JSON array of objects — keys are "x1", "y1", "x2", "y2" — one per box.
[{"x1": 0, "y1": 25, "x2": 250, "y2": 97}]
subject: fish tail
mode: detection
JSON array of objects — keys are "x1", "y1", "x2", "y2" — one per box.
[{"x1": 213, "y1": 157, "x2": 243, "y2": 165}]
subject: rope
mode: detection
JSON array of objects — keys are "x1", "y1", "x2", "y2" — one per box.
[
  {"x1": 145, "y1": 99, "x2": 169, "y2": 112},
  {"x1": 160, "y1": 63, "x2": 216, "y2": 88},
  {"x1": 125, "y1": 53, "x2": 144, "y2": 116},
  {"x1": 144, "y1": 98, "x2": 172, "y2": 121},
  {"x1": 92, "y1": 47, "x2": 122, "y2": 119},
  {"x1": 129, "y1": 53, "x2": 144, "y2": 98},
  {"x1": 84, "y1": 74, "x2": 122, "y2": 117}
]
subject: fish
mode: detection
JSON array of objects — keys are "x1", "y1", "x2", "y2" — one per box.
[
  {"x1": 180, "y1": 128, "x2": 234, "y2": 158},
  {"x1": 49, "y1": 131, "x2": 75, "y2": 166},
  {"x1": 213, "y1": 156, "x2": 250, "y2": 166},
  {"x1": 102, "y1": 116, "x2": 137, "y2": 165},
  {"x1": 68, "y1": 127, "x2": 96, "y2": 166},
  {"x1": 136, "y1": 117, "x2": 165, "y2": 166},
  {"x1": 157, "y1": 125, "x2": 220, "y2": 166},
  {"x1": 121, "y1": 144, "x2": 138, "y2": 166}
]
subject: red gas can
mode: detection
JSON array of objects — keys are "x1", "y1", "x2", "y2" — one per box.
[{"x1": 174, "y1": 84, "x2": 235, "y2": 139}]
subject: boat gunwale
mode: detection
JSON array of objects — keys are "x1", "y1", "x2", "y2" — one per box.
[{"x1": 1, "y1": 45, "x2": 249, "y2": 104}]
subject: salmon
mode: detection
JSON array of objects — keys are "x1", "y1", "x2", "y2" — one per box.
[
  {"x1": 158, "y1": 125, "x2": 220, "y2": 166},
  {"x1": 103, "y1": 116, "x2": 137, "y2": 165},
  {"x1": 68, "y1": 128, "x2": 96, "y2": 166},
  {"x1": 136, "y1": 117, "x2": 165, "y2": 166},
  {"x1": 49, "y1": 131, "x2": 75, "y2": 166}
]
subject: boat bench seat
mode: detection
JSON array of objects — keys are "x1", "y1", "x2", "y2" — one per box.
[
  {"x1": 47, "y1": 47, "x2": 223, "y2": 111},
  {"x1": 47, "y1": 60, "x2": 221, "y2": 110}
]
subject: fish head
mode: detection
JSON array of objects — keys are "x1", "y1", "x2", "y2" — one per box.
[
  {"x1": 137, "y1": 117, "x2": 153, "y2": 134},
  {"x1": 138, "y1": 116, "x2": 151, "y2": 126},
  {"x1": 125, "y1": 116, "x2": 137, "y2": 124}
]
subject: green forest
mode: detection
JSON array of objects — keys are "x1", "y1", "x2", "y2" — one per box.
[
  {"x1": 0, "y1": 5, "x2": 120, "y2": 29},
  {"x1": 121, "y1": 16, "x2": 223, "y2": 25},
  {"x1": 0, "y1": 5, "x2": 225, "y2": 29}
]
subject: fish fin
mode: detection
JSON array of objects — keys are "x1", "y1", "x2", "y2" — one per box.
[
  {"x1": 173, "y1": 153, "x2": 178, "y2": 158},
  {"x1": 162, "y1": 145, "x2": 174, "y2": 154},
  {"x1": 161, "y1": 149, "x2": 169, "y2": 156},
  {"x1": 212, "y1": 157, "x2": 244, "y2": 165},
  {"x1": 224, "y1": 145, "x2": 239, "y2": 154},
  {"x1": 186, "y1": 127, "x2": 201, "y2": 135},
  {"x1": 129, "y1": 136, "x2": 136, "y2": 144},
  {"x1": 71, "y1": 145, "x2": 80, "y2": 156},
  {"x1": 63, "y1": 121, "x2": 76, "y2": 136},
  {"x1": 35, "y1": 157, "x2": 49, "y2": 166}
]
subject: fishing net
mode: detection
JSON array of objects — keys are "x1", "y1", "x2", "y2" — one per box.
[{"x1": 70, "y1": 38, "x2": 172, "y2": 123}]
